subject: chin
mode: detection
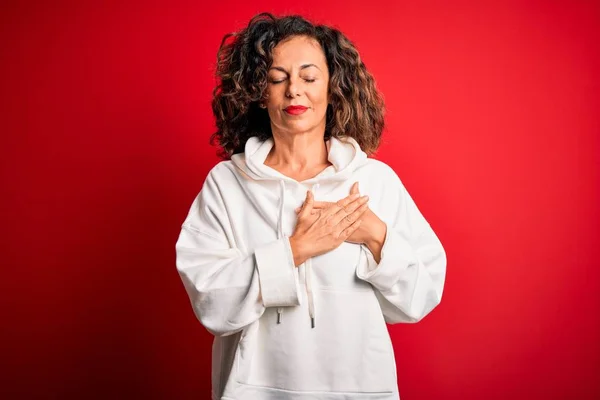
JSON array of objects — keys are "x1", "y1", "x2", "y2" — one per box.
[{"x1": 283, "y1": 121, "x2": 316, "y2": 132}]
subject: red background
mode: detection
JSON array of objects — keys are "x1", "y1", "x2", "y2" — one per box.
[{"x1": 1, "y1": 1, "x2": 599, "y2": 399}]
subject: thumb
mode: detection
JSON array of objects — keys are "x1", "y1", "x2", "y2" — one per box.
[
  {"x1": 299, "y1": 190, "x2": 314, "y2": 217},
  {"x1": 351, "y1": 181, "x2": 360, "y2": 195}
]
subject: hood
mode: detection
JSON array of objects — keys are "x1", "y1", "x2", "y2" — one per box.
[
  {"x1": 231, "y1": 135, "x2": 367, "y2": 185},
  {"x1": 230, "y1": 135, "x2": 368, "y2": 328}
]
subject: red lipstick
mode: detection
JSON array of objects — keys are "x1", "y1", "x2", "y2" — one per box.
[{"x1": 284, "y1": 106, "x2": 308, "y2": 115}]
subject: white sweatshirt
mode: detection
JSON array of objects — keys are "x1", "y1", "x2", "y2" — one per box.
[{"x1": 175, "y1": 135, "x2": 447, "y2": 400}]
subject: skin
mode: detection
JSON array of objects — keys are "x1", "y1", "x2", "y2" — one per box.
[
  {"x1": 297, "y1": 182, "x2": 387, "y2": 263},
  {"x1": 261, "y1": 35, "x2": 387, "y2": 264}
]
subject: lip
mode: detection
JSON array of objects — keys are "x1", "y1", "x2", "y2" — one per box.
[{"x1": 284, "y1": 106, "x2": 308, "y2": 115}]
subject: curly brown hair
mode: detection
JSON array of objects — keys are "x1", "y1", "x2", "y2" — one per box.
[{"x1": 210, "y1": 12, "x2": 385, "y2": 159}]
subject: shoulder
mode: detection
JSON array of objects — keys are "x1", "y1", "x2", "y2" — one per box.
[
  {"x1": 206, "y1": 160, "x2": 236, "y2": 179},
  {"x1": 361, "y1": 158, "x2": 404, "y2": 187},
  {"x1": 190, "y1": 161, "x2": 238, "y2": 204},
  {"x1": 201, "y1": 160, "x2": 240, "y2": 188}
]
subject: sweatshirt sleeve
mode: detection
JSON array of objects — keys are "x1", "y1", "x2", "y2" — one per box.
[
  {"x1": 175, "y1": 169, "x2": 301, "y2": 337},
  {"x1": 356, "y1": 167, "x2": 447, "y2": 324}
]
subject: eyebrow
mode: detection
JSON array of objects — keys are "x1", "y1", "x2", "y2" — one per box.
[{"x1": 269, "y1": 64, "x2": 321, "y2": 73}]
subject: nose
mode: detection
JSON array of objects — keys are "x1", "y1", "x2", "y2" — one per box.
[{"x1": 285, "y1": 77, "x2": 301, "y2": 98}]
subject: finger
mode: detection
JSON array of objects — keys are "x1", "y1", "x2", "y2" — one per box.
[
  {"x1": 319, "y1": 196, "x2": 352, "y2": 220},
  {"x1": 338, "y1": 219, "x2": 362, "y2": 240},
  {"x1": 330, "y1": 193, "x2": 361, "y2": 214},
  {"x1": 350, "y1": 181, "x2": 359, "y2": 195},
  {"x1": 339, "y1": 195, "x2": 369, "y2": 216},
  {"x1": 305, "y1": 197, "x2": 358, "y2": 213},
  {"x1": 331, "y1": 195, "x2": 369, "y2": 223},
  {"x1": 312, "y1": 201, "x2": 334, "y2": 209},
  {"x1": 296, "y1": 208, "x2": 318, "y2": 215},
  {"x1": 296, "y1": 200, "x2": 333, "y2": 213},
  {"x1": 319, "y1": 192, "x2": 365, "y2": 225},
  {"x1": 331, "y1": 199, "x2": 368, "y2": 227}
]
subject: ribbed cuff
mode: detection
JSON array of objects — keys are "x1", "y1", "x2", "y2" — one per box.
[
  {"x1": 356, "y1": 224, "x2": 419, "y2": 292},
  {"x1": 255, "y1": 237, "x2": 301, "y2": 307}
]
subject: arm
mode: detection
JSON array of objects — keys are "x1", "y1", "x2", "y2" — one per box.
[
  {"x1": 175, "y1": 169, "x2": 301, "y2": 337},
  {"x1": 356, "y1": 170, "x2": 447, "y2": 323}
]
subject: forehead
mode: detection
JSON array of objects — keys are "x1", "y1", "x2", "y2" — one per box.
[{"x1": 271, "y1": 36, "x2": 327, "y2": 68}]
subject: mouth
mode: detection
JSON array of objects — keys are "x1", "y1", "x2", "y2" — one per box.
[{"x1": 284, "y1": 106, "x2": 308, "y2": 115}]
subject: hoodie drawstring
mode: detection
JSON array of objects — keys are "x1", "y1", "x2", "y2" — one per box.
[
  {"x1": 276, "y1": 180, "x2": 318, "y2": 329},
  {"x1": 306, "y1": 258, "x2": 315, "y2": 328},
  {"x1": 230, "y1": 136, "x2": 368, "y2": 329},
  {"x1": 306, "y1": 183, "x2": 319, "y2": 328},
  {"x1": 276, "y1": 180, "x2": 286, "y2": 325}
]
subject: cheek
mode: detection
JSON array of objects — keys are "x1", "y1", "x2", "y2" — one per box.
[
  {"x1": 313, "y1": 84, "x2": 329, "y2": 105},
  {"x1": 265, "y1": 86, "x2": 283, "y2": 106},
  {"x1": 310, "y1": 92, "x2": 329, "y2": 112}
]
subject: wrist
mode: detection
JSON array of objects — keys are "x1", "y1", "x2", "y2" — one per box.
[
  {"x1": 368, "y1": 221, "x2": 387, "y2": 247},
  {"x1": 288, "y1": 236, "x2": 309, "y2": 267},
  {"x1": 366, "y1": 239, "x2": 383, "y2": 255},
  {"x1": 365, "y1": 222, "x2": 387, "y2": 262}
]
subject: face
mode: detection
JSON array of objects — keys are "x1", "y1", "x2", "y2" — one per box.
[{"x1": 263, "y1": 35, "x2": 330, "y2": 136}]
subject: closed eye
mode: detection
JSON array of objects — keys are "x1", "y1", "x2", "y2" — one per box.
[{"x1": 269, "y1": 78, "x2": 317, "y2": 84}]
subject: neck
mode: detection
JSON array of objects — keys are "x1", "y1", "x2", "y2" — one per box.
[{"x1": 265, "y1": 130, "x2": 330, "y2": 173}]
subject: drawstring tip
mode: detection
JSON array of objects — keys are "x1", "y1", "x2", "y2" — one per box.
[
  {"x1": 277, "y1": 310, "x2": 282, "y2": 324},
  {"x1": 311, "y1": 317, "x2": 315, "y2": 329}
]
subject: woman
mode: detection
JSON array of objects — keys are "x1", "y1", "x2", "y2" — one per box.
[{"x1": 175, "y1": 12, "x2": 446, "y2": 400}]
